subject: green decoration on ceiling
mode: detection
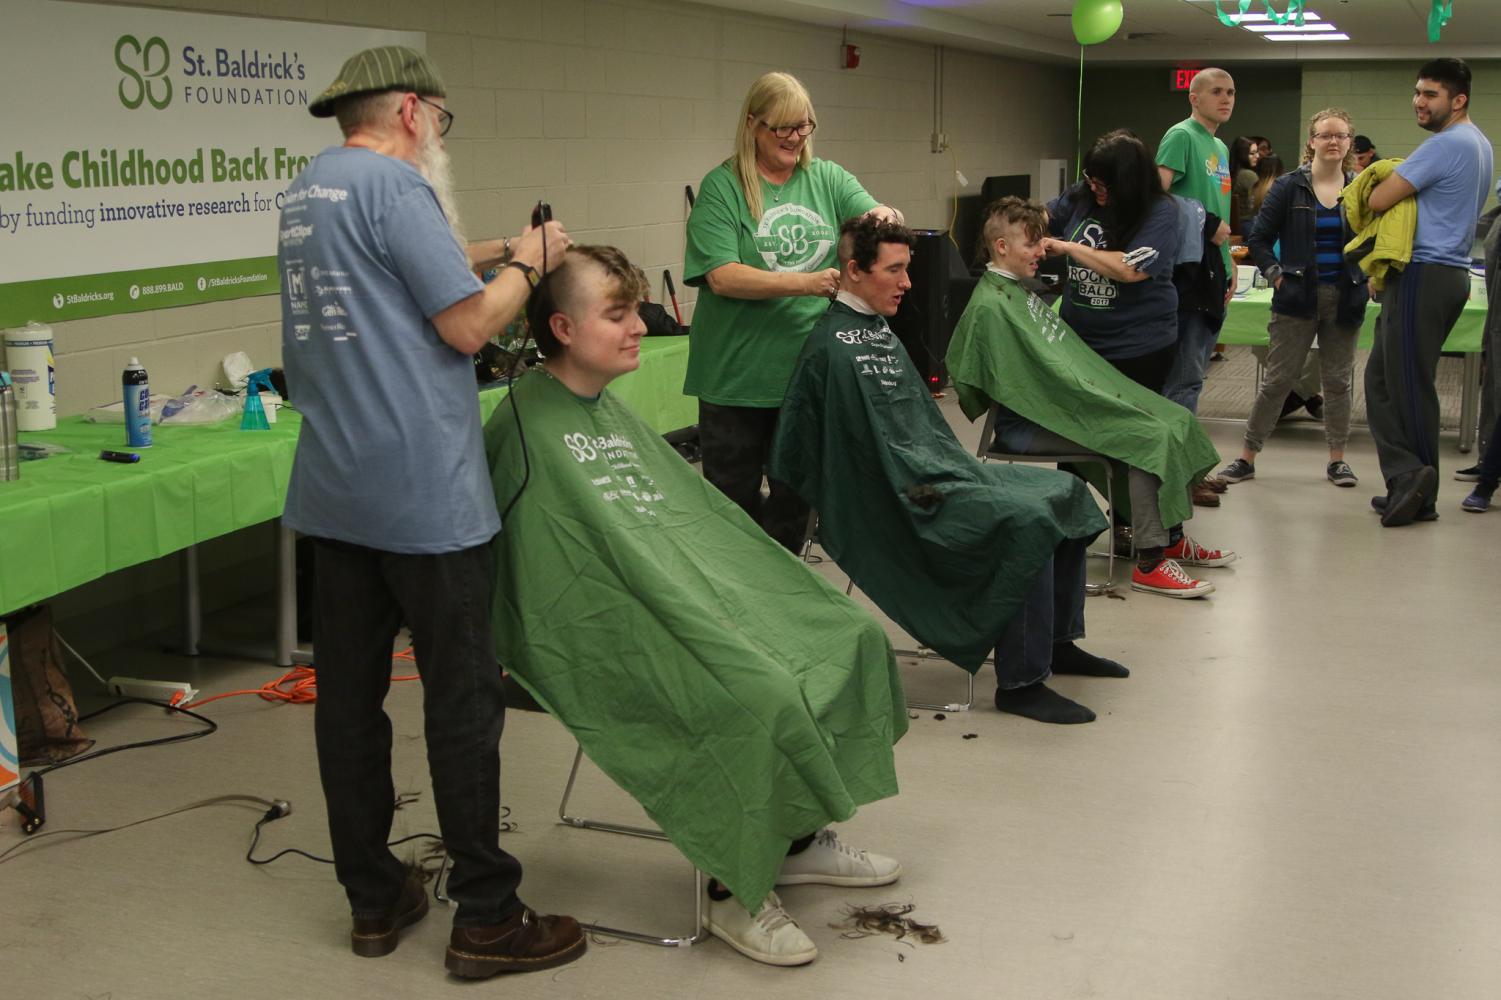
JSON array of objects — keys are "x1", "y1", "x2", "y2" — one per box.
[
  {"x1": 1429, "y1": 0, "x2": 1454, "y2": 42},
  {"x1": 1213, "y1": 0, "x2": 1307, "y2": 28}
]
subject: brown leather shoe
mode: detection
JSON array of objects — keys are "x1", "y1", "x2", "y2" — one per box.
[
  {"x1": 1191, "y1": 483, "x2": 1221, "y2": 508},
  {"x1": 351, "y1": 871, "x2": 430, "y2": 957},
  {"x1": 445, "y1": 905, "x2": 586, "y2": 978},
  {"x1": 1200, "y1": 476, "x2": 1229, "y2": 493}
]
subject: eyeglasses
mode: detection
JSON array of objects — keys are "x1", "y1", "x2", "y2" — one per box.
[
  {"x1": 1312, "y1": 132, "x2": 1352, "y2": 142},
  {"x1": 758, "y1": 120, "x2": 816, "y2": 139},
  {"x1": 1083, "y1": 171, "x2": 1107, "y2": 188},
  {"x1": 416, "y1": 95, "x2": 454, "y2": 137}
]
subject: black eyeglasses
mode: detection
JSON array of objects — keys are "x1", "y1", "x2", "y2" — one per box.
[
  {"x1": 758, "y1": 120, "x2": 816, "y2": 139},
  {"x1": 414, "y1": 95, "x2": 454, "y2": 137}
]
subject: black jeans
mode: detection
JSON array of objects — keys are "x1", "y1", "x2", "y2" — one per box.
[
  {"x1": 311, "y1": 537, "x2": 522, "y2": 927},
  {"x1": 993, "y1": 538, "x2": 1088, "y2": 690},
  {"x1": 698, "y1": 400, "x2": 810, "y2": 554}
]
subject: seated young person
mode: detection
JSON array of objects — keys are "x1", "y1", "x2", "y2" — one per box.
[
  {"x1": 484, "y1": 245, "x2": 906, "y2": 969},
  {"x1": 946, "y1": 198, "x2": 1233, "y2": 599},
  {"x1": 771, "y1": 216, "x2": 1126, "y2": 726}
]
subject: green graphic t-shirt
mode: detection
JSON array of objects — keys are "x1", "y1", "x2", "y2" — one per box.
[
  {"x1": 1157, "y1": 117, "x2": 1232, "y2": 273},
  {"x1": 683, "y1": 158, "x2": 878, "y2": 407}
]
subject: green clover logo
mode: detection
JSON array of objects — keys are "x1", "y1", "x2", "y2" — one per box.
[{"x1": 116, "y1": 34, "x2": 172, "y2": 110}]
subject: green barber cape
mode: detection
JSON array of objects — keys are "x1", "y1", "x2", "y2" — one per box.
[
  {"x1": 485, "y1": 370, "x2": 907, "y2": 909},
  {"x1": 770, "y1": 300, "x2": 1106, "y2": 674},
  {"x1": 946, "y1": 271, "x2": 1220, "y2": 529}
]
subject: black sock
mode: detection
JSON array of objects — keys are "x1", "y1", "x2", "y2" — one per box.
[
  {"x1": 1137, "y1": 545, "x2": 1164, "y2": 573},
  {"x1": 707, "y1": 878, "x2": 733, "y2": 901},
  {"x1": 1051, "y1": 641, "x2": 1129, "y2": 678},
  {"x1": 785, "y1": 832, "x2": 816, "y2": 857},
  {"x1": 994, "y1": 680, "x2": 1095, "y2": 724}
]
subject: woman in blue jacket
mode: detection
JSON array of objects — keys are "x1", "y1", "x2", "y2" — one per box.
[{"x1": 1219, "y1": 108, "x2": 1370, "y2": 488}]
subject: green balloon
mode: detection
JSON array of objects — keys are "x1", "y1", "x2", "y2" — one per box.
[{"x1": 1073, "y1": 0, "x2": 1124, "y2": 45}]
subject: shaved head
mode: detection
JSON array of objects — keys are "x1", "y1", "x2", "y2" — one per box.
[{"x1": 1191, "y1": 67, "x2": 1231, "y2": 95}]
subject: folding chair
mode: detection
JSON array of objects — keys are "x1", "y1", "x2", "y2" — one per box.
[
  {"x1": 974, "y1": 405, "x2": 1118, "y2": 595},
  {"x1": 433, "y1": 679, "x2": 709, "y2": 948}
]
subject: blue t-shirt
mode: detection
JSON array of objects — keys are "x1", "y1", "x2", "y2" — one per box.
[
  {"x1": 278, "y1": 146, "x2": 497, "y2": 554},
  {"x1": 1395, "y1": 122, "x2": 1494, "y2": 267},
  {"x1": 1046, "y1": 191, "x2": 1181, "y2": 360}
]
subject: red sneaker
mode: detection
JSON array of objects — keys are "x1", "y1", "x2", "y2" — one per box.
[
  {"x1": 1131, "y1": 558, "x2": 1215, "y2": 598},
  {"x1": 1163, "y1": 535, "x2": 1237, "y2": 567}
]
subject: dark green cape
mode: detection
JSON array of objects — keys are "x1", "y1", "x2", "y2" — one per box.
[
  {"x1": 485, "y1": 370, "x2": 906, "y2": 908},
  {"x1": 946, "y1": 271, "x2": 1220, "y2": 528},
  {"x1": 770, "y1": 301, "x2": 1106, "y2": 673}
]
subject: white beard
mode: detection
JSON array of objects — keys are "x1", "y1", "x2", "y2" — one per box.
[{"x1": 415, "y1": 120, "x2": 466, "y2": 248}]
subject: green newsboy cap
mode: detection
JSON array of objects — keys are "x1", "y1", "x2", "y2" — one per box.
[{"x1": 309, "y1": 45, "x2": 446, "y2": 118}]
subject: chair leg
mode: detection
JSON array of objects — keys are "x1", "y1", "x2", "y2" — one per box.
[
  {"x1": 1085, "y1": 457, "x2": 1116, "y2": 596},
  {"x1": 896, "y1": 647, "x2": 979, "y2": 712},
  {"x1": 555, "y1": 745, "x2": 709, "y2": 947}
]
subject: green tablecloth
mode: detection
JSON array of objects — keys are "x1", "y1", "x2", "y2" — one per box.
[
  {"x1": 0, "y1": 336, "x2": 694, "y2": 616},
  {"x1": 1218, "y1": 288, "x2": 1486, "y2": 352}
]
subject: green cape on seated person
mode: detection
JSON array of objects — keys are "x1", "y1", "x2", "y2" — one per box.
[
  {"x1": 770, "y1": 300, "x2": 1106, "y2": 674},
  {"x1": 485, "y1": 370, "x2": 907, "y2": 908},
  {"x1": 946, "y1": 271, "x2": 1220, "y2": 529}
]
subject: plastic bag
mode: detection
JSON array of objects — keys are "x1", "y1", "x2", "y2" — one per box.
[{"x1": 86, "y1": 387, "x2": 240, "y2": 425}]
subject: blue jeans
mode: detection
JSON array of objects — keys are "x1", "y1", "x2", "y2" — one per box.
[
  {"x1": 994, "y1": 537, "x2": 1088, "y2": 690},
  {"x1": 1163, "y1": 312, "x2": 1220, "y2": 413},
  {"x1": 311, "y1": 537, "x2": 523, "y2": 927}
]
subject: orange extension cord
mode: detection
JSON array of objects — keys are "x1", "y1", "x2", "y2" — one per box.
[{"x1": 177, "y1": 647, "x2": 420, "y2": 710}]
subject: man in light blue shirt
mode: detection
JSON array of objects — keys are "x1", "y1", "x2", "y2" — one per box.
[
  {"x1": 1364, "y1": 58, "x2": 1494, "y2": 526},
  {"x1": 280, "y1": 45, "x2": 585, "y2": 977}
]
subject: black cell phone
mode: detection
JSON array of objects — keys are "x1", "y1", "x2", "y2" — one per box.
[{"x1": 531, "y1": 201, "x2": 552, "y2": 228}]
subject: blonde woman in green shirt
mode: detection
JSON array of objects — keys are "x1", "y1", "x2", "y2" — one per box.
[{"x1": 685, "y1": 71, "x2": 903, "y2": 552}]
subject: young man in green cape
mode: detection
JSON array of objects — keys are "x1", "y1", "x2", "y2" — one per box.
[
  {"x1": 946, "y1": 198, "x2": 1235, "y2": 599},
  {"x1": 772, "y1": 216, "x2": 1127, "y2": 725},
  {"x1": 485, "y1": 245, "x2": 907, "y2": 969}
]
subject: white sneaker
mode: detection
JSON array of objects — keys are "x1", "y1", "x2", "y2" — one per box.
[
  {"x1": 704, "y1": 892, "x2": 818, "y2": 966},
  {"x1": 776, "y1": 829, "x2": 902, "y2": 887}
]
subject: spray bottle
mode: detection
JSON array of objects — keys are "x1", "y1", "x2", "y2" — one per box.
[{"x1": 123, "y1": 357, "x2": 152, "y2": 448}]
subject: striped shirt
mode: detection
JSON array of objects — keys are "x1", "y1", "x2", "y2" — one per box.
[{"x1": 1314, "y1": 204, "x2": 1344, "y2": 283}]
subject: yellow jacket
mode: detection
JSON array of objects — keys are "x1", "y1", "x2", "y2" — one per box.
[{"x1": 1343, "y1": 158, "x2": 1416, "y2": 292}]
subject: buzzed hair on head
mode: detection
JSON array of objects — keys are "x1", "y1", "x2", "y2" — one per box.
[
  {"x1": 1191, "y1": 67, "x2": 1232, "y2": 94},
  {"x1": 526, "y1": 245, "x2": 649, "y2": 358},
  {"x1": 837, "y1": 215, "x2": 916, "y2": 273},
  {"x1": 980, "y1": 196, "x2": 1046, "y2": 258}
]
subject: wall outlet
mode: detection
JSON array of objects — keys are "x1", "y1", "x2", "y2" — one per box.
[
  {"x1": 930, "y1": 132, "x2": 949, "y2": 153},
  {"x1": 107, "y1": 677, "x2": 198, "y2": 705}
]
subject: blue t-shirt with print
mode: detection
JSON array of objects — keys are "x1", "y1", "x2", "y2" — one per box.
[
  {"x1": 1395, "y1": 121, "x2": 1494, "y2": 267},
  {"x1": 1046, "y1": 190, "x2": 1181, "y2": 361},
  {"x1": 278, "y1": 146, "x2": 497, "y2": 554}
]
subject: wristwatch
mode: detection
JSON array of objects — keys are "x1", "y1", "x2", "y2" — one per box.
[{"x1": 505, "y1": 260, "x2": 540, "y2": 288}]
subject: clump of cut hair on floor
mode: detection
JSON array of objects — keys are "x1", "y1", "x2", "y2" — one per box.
[{"x1": 830, "y1": 902, "x2": 946, "y2": 945}]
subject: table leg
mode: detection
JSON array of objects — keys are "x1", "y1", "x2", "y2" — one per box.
[
  {"x1": 180, "y1": 546, "x2": 202, "y2": 656},
  {"x1": 276, "y1": 520, "x2": 296, "y2": 668},
  {"x1": 1459, "y1": 352, "x2": 1481, "y2": 454}
]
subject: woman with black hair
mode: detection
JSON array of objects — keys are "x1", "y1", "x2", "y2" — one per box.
[
  {"x1": 1229, "y1": 135, "x2": 1261, "y2": 236},
  {"x1": 1043, "y1": 129, "x2": 1182, "y2": 387}
]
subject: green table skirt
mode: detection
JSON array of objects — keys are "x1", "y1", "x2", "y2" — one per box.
[
  {"x1": 1217, "y1": 288, "x2": 1486, "y2": 352},
  {"x1": 0, "y1": 336, "x2": 694, "y2": 616}
]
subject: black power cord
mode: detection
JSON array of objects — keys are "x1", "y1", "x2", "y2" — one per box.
[
  {"x1": 30, "y1": 696, "x2": 219, "y2": 779},
  {"x1": 498, "y1": 199, "x2": 551, "y2": 522}
]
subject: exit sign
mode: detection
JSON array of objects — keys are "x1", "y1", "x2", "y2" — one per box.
[{"x1": 1172, "y1": 67, "x2": 1201, "y2": 91}]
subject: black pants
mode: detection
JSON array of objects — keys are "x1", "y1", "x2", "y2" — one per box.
[
  {"x1": 1106, "y1": 342, "x2": 1176, "y2": 394},
  {"x1": 698, "y1": 400, "x2": 809, "y2": 554},
  {"x1": 311, "y1": 537, "x2": 522, "y2": 927},
  {"x1": 1365, "y1": 262, "x2": 1470, "y2": 482}
]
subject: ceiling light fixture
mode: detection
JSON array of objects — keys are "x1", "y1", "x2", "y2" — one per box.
[{"x1": 1263, "y1": 32, "x2": 1350, "y2": 40}]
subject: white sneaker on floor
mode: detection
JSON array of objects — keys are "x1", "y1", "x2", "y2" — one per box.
[
  {"x1": 704, "y1": 892, "x2": 817, "y2": 966},
  {"x1": 776, "y1": 829, "x2": 902, "y2": 887}
]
